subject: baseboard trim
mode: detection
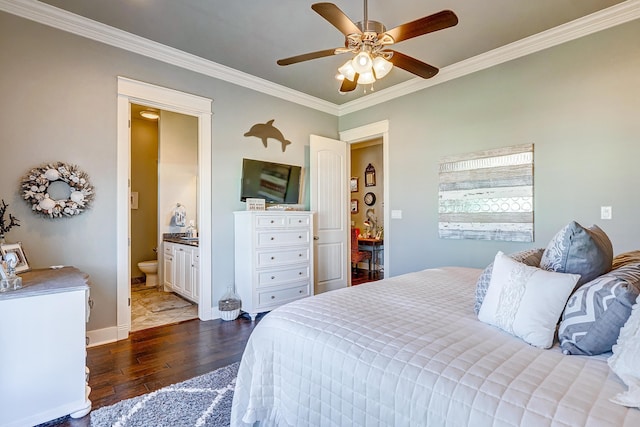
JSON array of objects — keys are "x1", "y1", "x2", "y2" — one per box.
[{"x1": 86, "y1": 326, "x2": 120, "y2": 348}]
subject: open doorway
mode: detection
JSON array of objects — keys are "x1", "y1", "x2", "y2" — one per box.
[
  {"x1": 129, "y1": 103, "x2": 199, "y2": 332},
  {"x1": 115, "y1": 77, "x2": 213, "y2": 342},
  {"x1": 349, "y1": 139, "x2": 384, "y2": 285}
]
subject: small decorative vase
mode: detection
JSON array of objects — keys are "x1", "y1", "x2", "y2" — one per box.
[{"x1": 218, "y1": 285, "x2": 241, "y2": 321}]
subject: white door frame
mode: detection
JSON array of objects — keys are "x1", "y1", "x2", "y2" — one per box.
[
  {"x1": 340, "y1": 120, "x2": 390, "y2": 276},
  {"x1": 116, "y1": 77, "x2": 213, "y2": 340}
]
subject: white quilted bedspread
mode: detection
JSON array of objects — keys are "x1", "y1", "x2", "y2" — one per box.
[{"x1": 230, "y1": 267, "x2": 640, "y2": 426}]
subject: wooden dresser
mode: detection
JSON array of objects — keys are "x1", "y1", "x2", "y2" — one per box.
[
  {"x1": 234, "y1": 211, "x2": 314, "y2": 321},
  {"x1": 0, "y1": 267, "x2": 91, "y2": 427}
]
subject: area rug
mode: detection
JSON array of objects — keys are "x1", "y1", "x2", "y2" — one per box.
[{"x1": 90, "y1": 362, "x2": 239, "y2": 427}]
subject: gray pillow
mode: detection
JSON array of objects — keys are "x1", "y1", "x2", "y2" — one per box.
[
  {"x1": 473, "y1": 248, "x2": 544, "y2": 314},
  {"x1": 559, "y1": 263, "x2": 640, "y2": 355},
  {"x1": 540, "y1": 221, "x2": 613, "y2": 287}
]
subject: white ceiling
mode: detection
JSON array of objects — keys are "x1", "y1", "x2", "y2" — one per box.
[{"x1": 33, "y1": 0, "x2": 628, "y2": 105}]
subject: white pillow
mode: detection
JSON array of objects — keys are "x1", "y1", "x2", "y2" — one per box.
[
  {"x1": 608, "y1": 294, "x2": 640, "y2": 408},
  {"x1": 478, "y1": 251, "x2": 580, "y2": 348}
]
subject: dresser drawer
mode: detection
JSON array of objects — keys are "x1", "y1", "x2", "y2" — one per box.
[
  {"x1": 255, "y1": 215, "x2": 286, "y2": 228},
  {"x1": 257, "y1": 283, "x2": 309, "y2": 307},
  {"x1": 257, "y1": 248, "x2": 310, "y2": 267},
  {"x1": 258, "y1": 265, "x2": 309, "y2": 287},
  {"x1": 257, "y1": 230, "x2": 310, "y2": 247},
  {"x1": 287, "y1": 215, "x2": 311, "y2": 227}
]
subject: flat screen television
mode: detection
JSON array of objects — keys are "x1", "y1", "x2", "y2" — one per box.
[{"x1": 240, "y1": 158, "x2": 302, "y2": 204}]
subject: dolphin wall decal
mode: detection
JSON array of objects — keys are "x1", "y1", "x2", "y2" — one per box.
[{"x1": 244, "y1": 119, "x2": 292, "y2": 152}]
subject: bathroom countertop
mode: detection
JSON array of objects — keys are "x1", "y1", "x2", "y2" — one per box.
[{"x1": 163, "y1": 232, "x2": 199, "y2": 247}]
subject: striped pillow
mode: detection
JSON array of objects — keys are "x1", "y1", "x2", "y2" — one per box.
[
  {"x1": 612, "y1": 250, "x2": 640, "y2": 270},
  {"x1": 559, "y1": 263, "x2": 640, "y2": 356}
]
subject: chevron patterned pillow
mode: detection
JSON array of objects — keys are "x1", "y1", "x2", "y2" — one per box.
[{"x1": 559, "y1": 263, "x2": 640, "y2": 356}]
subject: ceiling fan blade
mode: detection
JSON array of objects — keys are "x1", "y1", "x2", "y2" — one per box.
[
  {"x1": 340, "y1": 73, "x2": 359, "y2": 92},
  {"x1": 388, "y1": 50, "x2": 439, "y2": 79},
  {"x1": 385, "y1": 10, "x2": 458, "y2": 43},
  {"x1": 312, "y1": 3, "x2": 362, "y2": 36},
  {"x1": 277, "y1": 48, "x2": 339, "y2": 66}
]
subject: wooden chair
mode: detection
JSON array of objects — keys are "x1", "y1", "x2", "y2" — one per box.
[{"x1": 351, "y1": 229, "x2": 371, "y2": 273}]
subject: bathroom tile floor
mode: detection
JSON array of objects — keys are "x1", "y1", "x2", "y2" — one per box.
[{"x1": 131, "y1": 283, "x2": 198, "y2": 332}]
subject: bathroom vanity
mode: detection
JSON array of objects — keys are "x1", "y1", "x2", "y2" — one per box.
[
  {"x1": 0, "y1": 267, "x2": 91, "y2": 427},
  {"x1": 163, "y1": 237, "x2": 199, "y2": 303}
]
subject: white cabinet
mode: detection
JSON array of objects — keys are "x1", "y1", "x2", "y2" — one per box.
[
  {"x1": 234, "y1": 211, "x2": 314, "y2": 321},
  {"x1": 0, "y1": 267, "x2": 91, "y2": 427},
  {"x1": 163, "y1": 242, "x2": 198, "y2": 303},
  {"x1": 163, "y1": 244, "x2": 175, "y2": 289}
]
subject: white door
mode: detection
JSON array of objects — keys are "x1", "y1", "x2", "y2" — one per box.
[{"x1": 310, "y1": 135, "x2": 349, "y2": 294}]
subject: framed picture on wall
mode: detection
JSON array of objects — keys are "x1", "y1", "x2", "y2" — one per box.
[
  {"x1": 350, "y1": 199, "x2": 359, "y2": 214},
  {"x1": 365, "y1": 163, "x2": 376, "y2": 187},
  {"x1": 350, "y1": 177, "x2": 359, "y2": 192}
]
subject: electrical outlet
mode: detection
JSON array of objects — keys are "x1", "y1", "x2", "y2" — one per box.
[
  {"x1": 391, "y1": 210, "x2": 402, "y2": 219},
  {"x1": 601, "y1": 206, "x2": 612, "y2": 220}
]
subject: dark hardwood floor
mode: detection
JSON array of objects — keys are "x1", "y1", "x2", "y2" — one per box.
[
  {"x1": 41, "y1": 314, "x2": 261, "y2": 427},
  {"x1": 352, "y1": 267, "x2": 384, "y2": 285},
  {"x1": 40, "y1": 273, "x2": 381, "y2": 426}
]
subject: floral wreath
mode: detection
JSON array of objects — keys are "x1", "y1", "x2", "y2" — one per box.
[{"x1": 21, "y1": 161, "x2": 95, "y2": 218}]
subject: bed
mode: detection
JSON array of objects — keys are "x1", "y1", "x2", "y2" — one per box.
[{"x1": 230, "y1": 264, "x2": 640, "y2": 426}]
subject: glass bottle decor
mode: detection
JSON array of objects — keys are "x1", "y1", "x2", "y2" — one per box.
[{"x1": 218, "y1": 285, "x2": 241, "y2": 321}]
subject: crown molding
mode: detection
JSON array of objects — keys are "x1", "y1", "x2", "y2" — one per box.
[
  {"x1": 2, "y1": 0, "x2": 639, "y2": 117},
  {"x1": 338, "y1": 0, "x2": 640, "y2": 115},
  {"x1": 0, "y1": 0, "x2": 340, "y2": 116}
]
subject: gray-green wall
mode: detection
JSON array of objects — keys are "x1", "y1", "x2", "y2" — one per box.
[
  {"x1": 2, "y1": 10, "x2": 639, "y2": 334},
  {"x1": 340, "y1": 20, "x2": 640, "y2": 275},
  {"x1": 0, "y1": 12, "x2": 337, "y2": 332}
]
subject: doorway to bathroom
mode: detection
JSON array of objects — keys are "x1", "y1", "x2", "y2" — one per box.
[
  {"x1": 129, "y1": 103, "x2": 199, "y2": 331},
  {"x1": 117, "y1": 77, "x2": 213, "y2": 341}
]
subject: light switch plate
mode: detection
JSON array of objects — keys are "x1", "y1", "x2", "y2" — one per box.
[
  {"x1": 601, "y1": 206, "x2": 612, "y2": 220},
  {"x1": 391, "y1": 210, "x2": 402, "y2": 219}
]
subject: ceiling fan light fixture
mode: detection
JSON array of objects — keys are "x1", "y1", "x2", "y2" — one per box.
[
  {"x1": 358, "y1": 70, "x2": 376, "y2": 85},
  {"x1": 337, "y1": 60, "x2": 356, "y2": 81},
  {"x1": 351, "y1": 51, "x2": 373, "y2": 74},
  {"x1": 372, "y1": 56, "x2": 393, "y2": 79}
]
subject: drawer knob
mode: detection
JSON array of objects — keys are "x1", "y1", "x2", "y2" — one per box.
[
  {"x1": 271, "y1": 256, "x2": 275, "y2": 260},
  {"x1": 270, "y1": 220, "x2": 274, "y2": 224},
  {"x1": 299, "y1": 290, "x2": 303, "y2": 294},
  {"x1": 271, "y1": 276, "x2": 275, "y2": 280},
  {"x1": 271, "y1": 295, "x2": 275, "y2": 299},
  {"x1": 270, "y1": 237, "x2": 275, "y2": 241},
  {"x1": 298, "y1": 235, "x2": 302, "y2": 239},
  {"x1": 298, "y1": 253, "x2": 302, "y2": 257},
  {"x1": 298, "y1": 272, "x2": 303, "y2": 275}
]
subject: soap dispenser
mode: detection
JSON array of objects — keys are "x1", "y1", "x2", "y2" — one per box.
[{"x1": 186, "y1": 220, "x2": 197, "y2": 238}]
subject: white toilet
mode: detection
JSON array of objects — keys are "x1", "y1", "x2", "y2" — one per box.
[{"x1": 138, "y1": 260, "x2": 158, "y2": 287}]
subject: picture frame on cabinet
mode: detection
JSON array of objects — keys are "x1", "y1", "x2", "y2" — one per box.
[
  {"x1": 350, "y1": 199, "x2": 359, "y2": 214},
  {"x1": 0, "y1": 261, "x2": 7, "y2": 280},
  {"x1": 0, "y1": 242, "x2": 30, "y2": 273}
]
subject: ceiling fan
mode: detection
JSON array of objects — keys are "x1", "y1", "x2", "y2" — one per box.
[{"x1": 277, "y1": 1, "x2": 458, "y2": 93}]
